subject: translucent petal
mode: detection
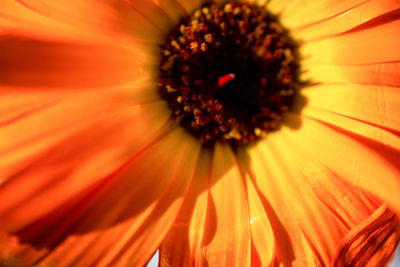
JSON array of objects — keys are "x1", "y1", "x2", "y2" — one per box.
[
  {"x1": 292, "y1": 0, "x2": 400, "y2": 41},
  {"x1": 0, "y1": 36, "x2": 149, "y2": 88},
  {"x1": 301, "y1": 19, "x2": 400, "y2": 64},
  {"x1": 302, "y1": 83, "x2": 400, "y2": 131},
  {"x1": 303, "y1": 61, "x2": 400, "y2": 87}
]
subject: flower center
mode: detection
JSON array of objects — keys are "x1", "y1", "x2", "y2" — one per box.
[{"x1": 158, "y1": 2, "x2": 301, "y2": 145}]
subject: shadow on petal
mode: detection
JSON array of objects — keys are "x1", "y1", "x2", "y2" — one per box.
[{"x1": 333, "y1": 205, "x2": 400, "y2": 267}]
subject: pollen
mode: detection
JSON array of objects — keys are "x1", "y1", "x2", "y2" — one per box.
[{"x1": 158, "y1": 2, "x2": 301, "y2": 146}]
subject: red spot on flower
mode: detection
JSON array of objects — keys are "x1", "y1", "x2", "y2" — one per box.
[{"x1": 218, "y1": 73, "x2": 236, "y2": 87}]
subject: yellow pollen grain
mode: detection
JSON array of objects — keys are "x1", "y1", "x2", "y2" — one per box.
[
  {"x1": 224, "y1": 3, "x2": 233, "y2": 13},
  {"x1": 179, "y1": 36, "x2": 186, "y2": 44},
  {"x1": 220, "y1": 22, "x2": 227, "y2": 30},
  {"x1": 233, "y1": 7, "x2": 241, "y2": 15},
  {"x1": 161, "y1": 56, "x2": 175, "y2": 71},
  {"x1": 226, "y1": 128, "x2": 242, "y2": 140},
  {"x1": 194, "y1": 10, "x2": 202, "y2": 19},
  {"x1": 177, "y1": 96, "x2": 183, "y2": 103},
  {"x1": 204, "y1": 33, "x2": 213, "y2": 43},
  {"x1": 191, "y1": 20, "x2": 199, "y2": 31},
  {"x1": 166, "y1": 85, "x2": 176, "y2": 93},
  {"x1": 256, "y1": 47, "x2": 266, "y2": 57},
  {"x1": 283, "y1": 49, "x2": 294, "y2": 65},
  {"x1": 193, "y1": 108, "x2": 201, "y2": 116},
  {"x1": 180, "y1": 24, "x2": 186, "y2": 34},
  {"x1": 190, "y1": 42, "x2": 199, "y2": 52},
  {"x1": 254, "y1": 128, "x2": 262, "y2": 136},
  {"x1": 171, "y1": 40, "x2": 181, "y2": 50}
]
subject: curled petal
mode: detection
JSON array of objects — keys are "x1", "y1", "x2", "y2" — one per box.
[{"x1": 333, "y1": 205, "x2": 400, "y2": 267}]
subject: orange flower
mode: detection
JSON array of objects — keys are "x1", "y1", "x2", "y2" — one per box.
[{"x1": 0, "y1": 0, "x2": 400, "y2": 266}]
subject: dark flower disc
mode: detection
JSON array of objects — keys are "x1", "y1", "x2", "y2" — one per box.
[{"x1": 158, "y1": 2, "x2": 302, "y2": 145}]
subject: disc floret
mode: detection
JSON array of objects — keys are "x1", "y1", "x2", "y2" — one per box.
[{"x1": 158, "y1": 2, "x2": 301, "y2": 145}]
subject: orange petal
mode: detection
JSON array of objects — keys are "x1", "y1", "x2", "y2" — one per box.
[
  {"x1": 303, "y1": 106, "x2": 400, "y2": 153},
  {"x1": 292, "y1": 0, "x2": 400, "y2": 41},
  {"x1": 1, "y1": 0, "x2": 168, "y2": 45},
  {"x1": 0, "y1": 101, "x2": 171, "y2": 232},
  {"x1": 240, "y1": 130, "x2": 384, "y2": 265},
  {"x1": 302, "y1": 84, "x2": 400, "y2": 131},
  {"x1": 125, "y1": 0, "x2": 189, "y2": 27},
  {"x1": 177, "y1": 0, "x2": 204, "y2": 14},
  {"x1": 161, "y1": 143, "x2": 276, "y2": 267},
  {"x1": 267, "y1": 0, "x2": 303, "y2": 18},
  {"x1": 159, "y1": 148, "x2": 213, "y2": 267},
  {"x1": 302, "y1": 61, "x2": 400, "y2": 87},
  {"x1": 244, "y1": 175, "x2": 276, "y2": 266},
  {"x1": 201, "y1": 143, "x2": 251, "y2": 267},
  {"x1": 0, "y1": 83, "x2": 166, "y2": 177},
  {"x1": 301, "y1": 18, "x2": 400, "y2": 64},
  {"x1": 275, "y1": 0, "x2": 369, "y2": 29},
  {"x1": 0, "y1": 90, "x2": 122, "y2": 178},
  {"x1": 0, "y1": 0, "x2": 95, "y2": 42},
  {"x1": 0, "y1": 231, "x2": 47, "y2": 266},
  {"x1": 333, "y1": 205, "x2": 400, "y2": 267},
  {"x1": 2, "y1": 128, "x2": 201, "y2": 267},
  {"x1": 161, "y1": 144, "x2": 252, "y2": 267},
  {"x1": 0, "y1": 35, "x2": 149, "y2": 88},
  {"x1": 283, "y1": 114, "x2": 400, "y2": 217}
]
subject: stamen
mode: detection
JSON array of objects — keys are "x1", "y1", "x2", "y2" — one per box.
[{"x1": 158, "y1": 2, "x2": 301, "y2": 146}]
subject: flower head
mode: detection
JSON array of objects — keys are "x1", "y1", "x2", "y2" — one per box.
[{"x1": 0, "y1": 0, "x2": 400, "y2": 266}]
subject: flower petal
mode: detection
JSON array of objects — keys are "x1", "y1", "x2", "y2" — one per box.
[
  {"x1": 0, "y1": 101, "x2": 171, "y2": 231},
  {"x1": 301, "y1": 18, "x2": 400, "y2": 64},
  {"x1": 179, "y1": 0, "x2": 204, "y2": 14},
  {"x1": 240, "y1": 129, "x2": 385, "y2": 265},
  {"x1": 292, "y1": 0, "x2": 400, "y2": 41},
  {"x1": 244, "y1": 175, "x2": 276, "y2": 266},
  {"x1": 1, "y1": 128, "x2": 201, "y2": 266},
  {"x1": 303, "y1": 106, "x2": 400, "y2": 153},
  {"x1": 125, "y1": 0, "x2": 192, "y2": 28},
  {"x1": 160, "y1": 144, "x2": 251, "y2": 266},
  {"x1": 302, "y1": 84, "x2": 400, "y2": 131},
  {"x1": 0, "y1": 84, "x2": 166, "y2": 178},
  {"x1": 333, "y1": 205, "x2": 400, "y2": 267},
  {"x1": 198, "y1": 144, "x2": 251, "y2": 266},
  {"x1": 0, "y1": 35, "x2": 150, "y2": 88},
  {"x1": 0, "y1": 231, "x2": 47, "y2": 266},
  {"x1": 273, "y1": 0, "x2": 369, "y2": 29},
  {"x1": 302, "y1": 61, "x2": 400, "y2": 87},
  {"x1": 283, "y1": 114, "x2": 400, "y2": 216},
  {"x1": 0, "y1": 0, "x2": 94, "y2": 42},
  {"x1": 159, "y1": 148, "x2": 212, "y2": 267},
  {"x1": 2, "y1": 0, "x2": 169, "y2": 44}
]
